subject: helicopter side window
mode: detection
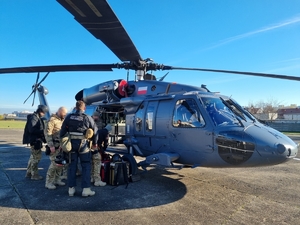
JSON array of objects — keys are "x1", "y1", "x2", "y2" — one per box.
[
  {"x1": 135, "y1": 104, "x2": 144, "y2": 132},
  {"x1": 173, "y1": 99, "x2": 205, "y2": 128},
  {"x1": 146, "y1": 105, "x2": 155, "y2": 132}
]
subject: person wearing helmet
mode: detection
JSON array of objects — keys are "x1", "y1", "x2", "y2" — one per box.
[
  {"x1": 60, "y1": 100, "x2": 98, "y2": 197},
  {"x1": 44, "y1": 107, "x2": 68, "y2": 190},
  {"x1": 24, "y1": 104, "x2": 49, "y2": 180}
]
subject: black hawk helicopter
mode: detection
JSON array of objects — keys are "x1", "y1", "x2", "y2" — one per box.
[{"x1": 0, "y1": 0, "x2": 299, "y2": 172}]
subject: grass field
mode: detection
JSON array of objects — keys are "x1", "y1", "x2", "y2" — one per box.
[{"x1": 0, "y1": 120, "x2": 26, "y2": 129}]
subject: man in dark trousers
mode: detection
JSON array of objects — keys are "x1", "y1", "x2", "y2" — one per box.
[
  {"x1": 23, "y1": 105, "x2": 48, "y2": 180},
  {"x1": 60, "y1": 100, "x2": 98, "y2": 197}
]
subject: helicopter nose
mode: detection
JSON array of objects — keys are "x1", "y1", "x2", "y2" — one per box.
[
  {"x1": 275, "y1": 143, "x2": 298, "y2": 158},
  {"x1": 246, "y1": 124, "x2": 299, "y2": 165},
  {"x1": 256, "y1": 141, "x2": 299, "y2": 164}
]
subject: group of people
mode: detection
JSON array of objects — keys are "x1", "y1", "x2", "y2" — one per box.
[{"x1": 23, "y1": 100, "x2": 111, "y2": 197}]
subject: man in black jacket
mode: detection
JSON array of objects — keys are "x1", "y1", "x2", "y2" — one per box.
[
  {"x1": 24, "y1": 105, "x2": 48, "y2": 180},
  {"x1": 60, "y1": 100, "x2": 98, "y2": 197}
]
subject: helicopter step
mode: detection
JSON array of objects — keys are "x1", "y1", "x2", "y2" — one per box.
[{"x1": 138, "y1": 152, "x2": 181, "y2": 171}]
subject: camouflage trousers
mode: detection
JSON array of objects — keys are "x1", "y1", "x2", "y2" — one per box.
[
  {"x1": 62, "y1": 164, "x2": 68, "y2": 179},
  {"x1": 26, "y1": 146, "x2": 42, "y2": 177},
  {"x1": 91, "y1": 152, "x2": 101, "y2": 182},
  {"x1": 45, "y1": 149, "x2": 63, "y2": 184}
]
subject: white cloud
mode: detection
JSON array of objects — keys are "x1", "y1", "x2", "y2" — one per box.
[{"x1": 206, "y1": 15, "x2": 300, "y2": 50}]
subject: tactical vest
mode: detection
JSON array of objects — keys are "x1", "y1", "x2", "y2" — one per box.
[{"x1": 68, "y1": 113, "x2": 87, "y2": 134}]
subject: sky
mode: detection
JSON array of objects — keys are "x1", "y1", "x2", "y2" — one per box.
[{"x1": 0, "y1": 0, "x2": 300, "y2": 114}]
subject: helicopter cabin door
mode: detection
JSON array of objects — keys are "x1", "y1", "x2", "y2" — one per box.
[
  {"x1": 133, "y1": 100, "x2": 165, "y2": 155},
  {"x1": 170, "y1": 97, "x2": 214, "y2": 165}
]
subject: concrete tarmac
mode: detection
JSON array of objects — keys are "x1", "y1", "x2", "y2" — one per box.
[{"x1": 0, "y1": 129, "x2": 300, "y2": 225}]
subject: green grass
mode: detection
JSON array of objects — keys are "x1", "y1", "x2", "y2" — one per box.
[
  {"x1": 0, "y1": 120, "x2": 26, "y2": 129},
  {"x1": 283, "y1": 132, "x2": 300, "y2": 135}
]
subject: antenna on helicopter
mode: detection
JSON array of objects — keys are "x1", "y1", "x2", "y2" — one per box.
[
  {"x1": 201, "y1": 84, "x2": 210, "y2": 92},
  {"x1": 159, "y1": 72, "x2": 169, "y2": 81}
]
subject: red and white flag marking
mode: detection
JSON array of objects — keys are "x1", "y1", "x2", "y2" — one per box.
[{"x1": 137, "y1": 86, "x2": 148, "y2": 95}]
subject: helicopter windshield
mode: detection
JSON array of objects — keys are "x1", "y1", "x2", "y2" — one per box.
[
  {"x1": 226, "y1": 98, "x2": 256, "y2": 123},
  {"x1": 201, "y1": 97, "x2": 242, "y2": 126}
]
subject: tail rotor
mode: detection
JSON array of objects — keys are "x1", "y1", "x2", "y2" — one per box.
[{"x1": 23, "y1": 72, "x2": 50, "y2": 106}]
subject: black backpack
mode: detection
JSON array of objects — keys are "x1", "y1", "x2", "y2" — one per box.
[{"x1": 22, "y1": 114, "x2": 33, "y2": 145}]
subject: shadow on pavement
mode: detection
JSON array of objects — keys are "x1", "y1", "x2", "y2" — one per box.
[{"x1": 0, "y1": 144, "x2": 187, "y2": 212}]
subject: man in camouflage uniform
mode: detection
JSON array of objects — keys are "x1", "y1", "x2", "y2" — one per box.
[
  {"x1": 45, "y1": 107, "x2": 68, "y2": 189},
  {"x1": 23, "y1": 105, "x2": 48, "y2": 180},
  {"x1": 91, "y1": 112, "x2": 106, "y2": 187}
]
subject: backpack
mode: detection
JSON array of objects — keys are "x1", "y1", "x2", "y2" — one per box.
[{"x1": 22, "y1": 114, "x2": 33, "y2": 144}]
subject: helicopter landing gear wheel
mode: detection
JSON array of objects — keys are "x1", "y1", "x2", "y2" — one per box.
[{"x1": 122, "y1": 153, "x2": 138, "y2": 176}]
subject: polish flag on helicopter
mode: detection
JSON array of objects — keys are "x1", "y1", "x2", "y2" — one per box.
[{"x1": 137, "y1": 86, "x2": 148, "y2": 95}]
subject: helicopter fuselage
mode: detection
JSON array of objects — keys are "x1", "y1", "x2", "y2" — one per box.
[{"x1": 77, "y1": 79, "x2": 299, "y2": 168}]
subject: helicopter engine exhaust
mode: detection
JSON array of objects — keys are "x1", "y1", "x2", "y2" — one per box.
[{"x1": 75, "y1": 79, "x2": 134, "y2": 105}]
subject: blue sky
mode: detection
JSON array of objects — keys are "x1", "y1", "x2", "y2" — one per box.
[{"x1": 0, "y1": 0, "x2": 300, "y2": 114}]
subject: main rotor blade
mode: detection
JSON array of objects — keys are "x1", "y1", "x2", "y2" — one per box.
[
  {"x1": 0, "y1": 64, "x2": 114, "y2": 74},
  {"x1": 168, "y1": 66, "x2": 300, "y2": 82},
  {"x1": 57, "y1": 0, "x2": 142, "y2": 62}
]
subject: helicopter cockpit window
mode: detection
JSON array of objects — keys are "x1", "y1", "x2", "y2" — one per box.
[
  {"x1": 135, "y1": 104, "x2": 144, "y2": 132},
  {"x1": 173, "y1": 99, "x2": 205, "y2": 128},
  {"x1": 201, "y1": 97, "x2": 241, "y2": 126}
]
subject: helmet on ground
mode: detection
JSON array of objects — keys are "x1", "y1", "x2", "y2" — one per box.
[{"x1": 37, "y1": 105, "x2": 49, "y2": 113}]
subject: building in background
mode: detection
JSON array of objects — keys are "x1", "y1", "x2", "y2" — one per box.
[
  {"x1": 277, "y1": 108, "x2": 300, "y2": 120},
  {"x1": 3, "y1": 111, "x2": 32, "y2": 120}
]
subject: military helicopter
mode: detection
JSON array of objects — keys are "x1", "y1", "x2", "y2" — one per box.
[{"x1": 0, "y1": 0, "x2": 299, "y2": 173}]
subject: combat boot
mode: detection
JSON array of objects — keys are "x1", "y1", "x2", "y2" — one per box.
[
  {"x1": 31, "y1": 175, "x2": 43, "y2": 180},
  {"x1": 45, "y1": 183, "x2": 56, "y2": 190},
  {"x1": 82, "y1": 188, "x2": 95, "y2": 197},
  {"x1": 25, "y1": 172, "x2": 31, "y2": 178},
  {"x1": 94, "y1": 180, "x2": 106, "y2": 187},
  {"x1": 60, "y1": 175, "x2": 67, "y2": 180},
  {"x1": 68, "y1": 187, "x2": 75, "y2": 197},
  {"x1": 54, "y1": 180, "x2": 66, "y2": 186}
]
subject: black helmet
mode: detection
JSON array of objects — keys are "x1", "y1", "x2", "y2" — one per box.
[
  {"x1": 112, "y1": 153, "x2": 122, "y2": 162},
  {"x1": 55, "y1": 154, "x2": 67, "y2": 166},
  {"x1": 37, "y1": 105, "x2": 49, "y2": 113}
]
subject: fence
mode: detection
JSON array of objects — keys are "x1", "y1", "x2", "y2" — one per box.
[{"x1": 267, "y1": 120, "x2": 300, "y2": 132}]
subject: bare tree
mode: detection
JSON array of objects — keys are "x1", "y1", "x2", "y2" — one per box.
[{"x1": 248, "y1": 98, "x2": 281, "y2": 121}]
